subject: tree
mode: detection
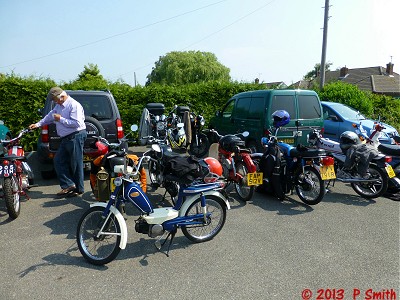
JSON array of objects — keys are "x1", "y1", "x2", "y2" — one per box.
[
  {"x1": 304, "y1": 62, "x2": 332, "y2": 80},
  {"x1": 146, "y1": 51, "x2": 231, "y2": 85},
  {"x1": 77, "y1": 63, "x2": 105, "y2": 81}
]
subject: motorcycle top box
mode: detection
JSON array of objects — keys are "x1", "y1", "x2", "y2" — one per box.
[{"x1": 146, "y1": 103, "x2": 165, "y2": 116}]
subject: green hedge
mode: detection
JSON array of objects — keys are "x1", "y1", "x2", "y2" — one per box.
[{"x1": 0, "y1": 74, "x2": 398, "y2": 150}]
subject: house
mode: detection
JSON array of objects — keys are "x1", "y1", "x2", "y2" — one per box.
[{"x1": 316, "y1": 62, "x2": 400, "y2": 97}]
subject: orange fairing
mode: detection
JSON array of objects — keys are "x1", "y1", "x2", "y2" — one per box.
[{"x1": 93, "y1": 155, "x2": 105, "y2": 167}]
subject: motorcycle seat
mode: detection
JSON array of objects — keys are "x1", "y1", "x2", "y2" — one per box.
[
  {"x1": 289, "y1": 148, "x2": 328, "y2": 158},
  {"x1": 377, "y1": 144, "x2": 400, "y2": 156}
]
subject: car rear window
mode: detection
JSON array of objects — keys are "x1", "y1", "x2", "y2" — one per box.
[
  {"x1": 50, "y1": 95, "x2": 113, "y2": 120},
  {"x1": 271, "y1": 95, "x2": 296, "y2": 118},
  {"x1": 298, "y1": 95, "x2": 322, "y2": 119}
]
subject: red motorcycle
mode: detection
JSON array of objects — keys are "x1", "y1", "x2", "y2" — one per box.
[
  {"x1": 208, "y1": 130, "x2": 258, "y2": 201},
  {"x1": 0, "y1": 129, "x2": 35, "y2": 219}
]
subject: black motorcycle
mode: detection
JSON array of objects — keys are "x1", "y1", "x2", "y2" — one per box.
[{"x1": 188, "y1": 111, "x2": 210, "y2": 158}]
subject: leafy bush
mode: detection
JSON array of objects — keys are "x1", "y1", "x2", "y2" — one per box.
[{"x1": 0, "y1": 74, "x2": 398, "y2": 150}]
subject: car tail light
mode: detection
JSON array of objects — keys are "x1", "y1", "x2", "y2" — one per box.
[
  {"x1": 41, "y1": 125, "x2": 49, "y2": 143},
  {"x1": 322, "y1": 156, "x2": 334, "y2": 166},
  {"x1": 385, "y1": 156, "x2": 392, "y2": 163},
  {"x1": 116, "y1": 119, "x2": 124, "y2": 139}
]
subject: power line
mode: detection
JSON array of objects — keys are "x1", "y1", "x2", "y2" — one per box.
[
  {"x1": 114, "y1": 0, "x2": 277, "y2": 81},
  {"x1": 0, "y1": 0, "x2": 228, "y2": 69}
]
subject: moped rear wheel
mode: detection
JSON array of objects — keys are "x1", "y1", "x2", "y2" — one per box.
[
  {"x1": 182, "y1": 195, "x2": 226, "y2": 243},
  {"x1": 351, "y1": 164, "x2": 388, "y2": 199},
  {"x1": 76, "y1": 206, "x2": 121, "y2": 265},
  {"x1": 3, "y1": 177, "x2": 20, "y2": 219},
  {"x1": 234, "y1": 162, "x2": 254, "y2": 202},
  {"x1": 295, "y1": 166, "x2": 325, "y2": 205}
]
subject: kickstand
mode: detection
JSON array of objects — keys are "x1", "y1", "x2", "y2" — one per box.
[{"x1": 154, "y1": 230, "x2": 176, "y2": 257}]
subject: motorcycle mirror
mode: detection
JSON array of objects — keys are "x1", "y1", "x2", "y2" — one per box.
[
  {"x1": 131, "y1": 124, "x2": 138, "y2": 132},
  {"x1": 242, "y1": 131, "x2": 249, "y2": 137},
  {"x1": 152, "y1": 143, "x2": 161, "y2": 153}
]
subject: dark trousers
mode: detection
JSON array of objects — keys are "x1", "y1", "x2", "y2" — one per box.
[{"x1": 54, "y1": 130, "x2": 87, "y2": 192}]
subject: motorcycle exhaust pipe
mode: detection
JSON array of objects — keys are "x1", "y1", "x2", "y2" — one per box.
[{"x1": 336, "y1": 177, "x2": 377, "y2": 183}]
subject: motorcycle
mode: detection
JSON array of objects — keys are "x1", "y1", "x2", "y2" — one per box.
[
  {"x1": 88, "y1": 126, "x2": 147, "y2": 202},
  {"x1": 0, "y1": 129, "x2": 35, "y2": 219},
  {"x1": 188, "y1": 110, "x2": 210, "y2": 158},
  {"x1": 252, "y1": 111, "x2": 332, "y2": 205},
  {"x1": 76, "y1": 136, "x2": 230, "y2": 265},
  {"x1": 165, "y1": 105, "x2": 191, "y2": 152},
  {"x1": 208, "y1": 129, "x2": 257, "y2": 202},
  {"x1": 147, "y1": 102, "x2": 168, "y2": 140},
  {"x1": 308, "y1": 128, "x2": 393, "y2": 198},
  {"x1": 353, "y1": 121, "x2": 400, "y2": 193},
  {"x1": 146, "y1": 135, "x2": 222, "y2": 205}
]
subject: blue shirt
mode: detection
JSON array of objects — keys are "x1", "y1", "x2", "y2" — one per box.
[{"x1": 37, "y1": 96, "x2": 86, "y2": 137}]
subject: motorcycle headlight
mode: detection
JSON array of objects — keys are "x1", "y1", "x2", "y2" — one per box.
[
  {"x1": 156, "y1": 122, "x2": 165, "y2": 131},
  {"x1": 114, "y1": 177, "x2": 123, "y2": 186}
]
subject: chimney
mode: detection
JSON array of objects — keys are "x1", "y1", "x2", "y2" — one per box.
[
  {"x1": 340, "y1": 66, "x2": 349, "y2": 77},
  {"x1": 386, "y1": 62, "x2": 394, "y2": 75}
]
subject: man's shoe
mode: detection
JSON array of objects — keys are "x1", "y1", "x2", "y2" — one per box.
[
  {"x1": 56, "y1": 186, "x2": 76, "y2": 196},
  {"x1": 67, "y1": 190, "x2": 84, "y2": 197}
]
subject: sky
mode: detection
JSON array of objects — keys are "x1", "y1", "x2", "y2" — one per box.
[{"x1": 0, "y1": 0, "x2": 399, "y2": 86}]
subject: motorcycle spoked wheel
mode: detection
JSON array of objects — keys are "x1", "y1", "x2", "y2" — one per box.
[
  {"x1": 188, "y1": 133, "x2": 210, "y2": 158},
  {"x1": 294, "y1": 166, "x2": 325, "y2": 205},
  {"x1": 233, "y1": 162, "x2": 254, "y2": 202},
  {"x1": 148, "y1": 160, "x2": 161, "y2": 188},
  {"x1": 76, "y1": 206, "x2": 121, "y2": 265},
  {"x1": 350, "y1": 164, "x2": 388, "y2": 199},
  {"x1": 3, "y1": 176, "x2": 21, "y2": 219}
]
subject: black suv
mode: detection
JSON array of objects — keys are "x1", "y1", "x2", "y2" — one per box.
[{"x1": 36, "y1": 90, "x2": 125, "y2": 179}]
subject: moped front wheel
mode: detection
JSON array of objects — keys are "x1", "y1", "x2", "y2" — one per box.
[
  {"x1": 351, "y1": 164, "x2": 388, "y2": 199},
  {"x1": 181, "y1": 195, "x2": 226, "y2": 243},
  {"x1": 76, "y1": 206, "x2": 121, "y2": 265},
  {"x1": 295, "y1": 166, "x2": 325, "y2": 205},
  {"x1": 3, "y1": 176, "x2": 21, "y2": 219},
  {"x1": 234, "y1": 162, "x2": 254, "y2": 202}
]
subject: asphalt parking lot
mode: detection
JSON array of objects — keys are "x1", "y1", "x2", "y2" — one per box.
[{"x1": 0, "y1": 147, "x2": 399, "y2": 300}]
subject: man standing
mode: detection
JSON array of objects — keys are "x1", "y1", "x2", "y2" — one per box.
[{"x1": 29, "y1": 87, "x2": 87, "y2": 197}]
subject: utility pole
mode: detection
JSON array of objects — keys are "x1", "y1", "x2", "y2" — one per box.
[{"x1": 320, "y1": 0, "x2": 330, "y2": 89}]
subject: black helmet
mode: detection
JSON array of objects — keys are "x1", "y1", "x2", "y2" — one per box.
[
  {"x1": 219, "y1": 135, "x2": 244, "y2": 152},
  {"x1": 340, "y1": 131, "x2": 360, "y2": 151},
  {"x1": 272, "y1": 110, "x2": 290, "y2": 128}
]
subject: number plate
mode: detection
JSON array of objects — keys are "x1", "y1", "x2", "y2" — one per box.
[
  {"x1": 385, "y1": 165, "x2": 396, "y2": 178},
  {"x1": 247, "y1": 172, "x2": 263, "y2": 186},
  {"x1": 83, "y1": 155, "x2": 93, "y2": 162},
  {"x1": 320, "y1": 165, "x2": 336, "y2": 180},
  {"x1": 0, "y1": 164, "x2": 15, "y2": 177},
  {"x1": 279, "y1": 138, "x2": 294, "y2": 144}
]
